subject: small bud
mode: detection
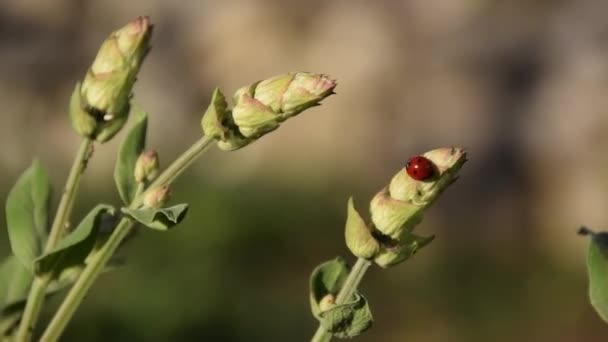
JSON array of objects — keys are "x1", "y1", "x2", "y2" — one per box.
[
  {"x1": 318, "y1": 294, "x2": 336, "y2": 312},
  {"x1": 143, "y1": 185, "x2": 170, "y2": 208},
  {"x1": 345, "y1": 197, "x2": 380, "y2": 259},
  {"x1": 72, "y1": 16, "x2": 153, "y2": 142},
  {"x1": 134, "y1": 149, "x2": 159, "y2": 183}
]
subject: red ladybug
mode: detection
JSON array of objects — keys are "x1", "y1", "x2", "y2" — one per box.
[{"x1": 405, "y1": 155, "x2": 435, "y2": 181}]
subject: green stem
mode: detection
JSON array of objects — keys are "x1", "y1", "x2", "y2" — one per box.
[
  {"x1": 40, "y1": 218, "x2": 135, "y2": 342},
  {"x1": 46, "y1": 139, "x2": 93, "y2": 249},
  {"x1": 15, "y1": 138, "x2": 92, "y2": 341},
  {"x1": 132, "y1": 135, "x2": 214, "y2": 207},
  {"x1": 41, "y1": 135, "x2": 215, "y2": 341},
  {"x1": 311, "y1": 258, "x2": 372, "y2": 342}
]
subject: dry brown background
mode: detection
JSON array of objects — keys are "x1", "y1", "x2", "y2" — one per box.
[{"x1": 1, "y1": 0, "x2": 608, "y2": 341}]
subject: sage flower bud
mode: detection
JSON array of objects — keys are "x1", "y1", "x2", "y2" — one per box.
[
  {"x1": 143, "y1": 185, "x2": 171, "y2": 208},
  {"x1": 201, "y1": 73, "x2": 336, "y2": 151},
  {"x1": 232, "y1": 72, "x2": 336, "y2": 137},
  {"x1": 71, "y1": 16, "x2": 153, "y2": 142},
  {"x1": 371, "y1": 147, "x2": 466, "y2": 267},
  {"x1": 134, "y1": 149, "x2": 159, "y2": 183}
]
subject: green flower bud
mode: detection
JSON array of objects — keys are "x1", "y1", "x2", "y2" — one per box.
[
  {"x1": 232, "y1": 72, "x2": 336, "y2": 138},
  {"x1": 369, "y1": 147, "x2": 467, "y2": 267},
  {"x1": 318, "y1": 294, "x2": 336, "y2": 312},
  {"x1": 73, "y1": 16, "x2": 153, "y2": 142},
  {"x1": 371, "y1": 147, "x2": 466, "y2": 240},
  {"x1": 143, "y1": 185, "x2": 171, "y2": 208},
  {"x1": 345, "y1": 197, "x2": 380, "y2": 259},
  {"x1": 134, "y1": 149, "x2": 159, "y2": 183},
  {"x1": 201, "y1": 73, "x2": 336, "y2": 151}
]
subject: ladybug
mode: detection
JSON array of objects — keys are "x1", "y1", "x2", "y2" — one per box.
[{"x1": 405, "y1": 155, "x2": 435, "y2": 181}]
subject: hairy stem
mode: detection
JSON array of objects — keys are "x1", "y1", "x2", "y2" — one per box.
[
  {"x1": 311, "y1": 258, "x2": 372, "y2": 342},
  {"x1": 41, "y1": 135, "x2": 215, "y2": 341},
  {"x1": 16, "y1": 138, "x2": 92, "y2": 341}
]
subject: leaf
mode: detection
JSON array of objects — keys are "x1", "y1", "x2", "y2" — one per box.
[
  {"x1": 580, "y1": 227, "x2": 608, "y2": 322},
  {"x1": 122, "y1": 204, "x2": 189, "y2": 231},
  {"x1": 374, "y1": 232, "x2": 435, "y2": 268},
  {"x1": 114, "y1": 110, "x2": 147, "y2": 204},
  {"x1": 0, "y1": 256, "x2": 32, "y2": 309},
  {"x1": 345, "y1": 197, "x2": 379, "y2": 259},
  {"x1": 35, "y1": 204, "x2": 115, "y2": 276},
  {"x1": 6, "y1": 160, "x2": 51, "y2": 272},
  {"x1": 309, "y1": 258, "x2": 373, "y2": 338},
  {"x1": 309, "y1": 258, "x2": 350, "y2": 320},
  {"x1": 319, "y1": 294, "x2": 373, "y2": 338}
]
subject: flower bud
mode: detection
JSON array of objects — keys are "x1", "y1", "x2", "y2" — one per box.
[
  {"x1": 371, "y1": 147, "x2": 466, "y2": 240},
  {"x1": 318, "y1": 294, "x2": 336, "y2": 312},
  {"x1": 232, "y1": 72, "x2": 336, "y2": 138},
  {"x1": 134, "y1": 149, "x2": 159, "y2": 183},
  {"x1": 143, "y1": 185, "x2": 171, "y2": 208},
  {"x1": 368, "y1": 147, "x2": 467, "y2": 267},
  {"x1": 72, "y1": 16, "x2": 153, "y2": 142}
]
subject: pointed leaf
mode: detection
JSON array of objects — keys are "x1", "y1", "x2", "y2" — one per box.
[
  {"x1": 580, "y1": 227, "x2": 608, "y2": 322},
  {"x1": 114, "y1": 110, "x2": 147, "y2": 204},
  {"x1": 345, "y1": 197, "x2": 379, "y2": 259},
  {"x1": 122, "y1": 204, "x2": 189, "y2": 231},
  {"x1": 35, "y1": 204, "x2": 115, "y2": 276},
  {"x1": 6, "y1": 160, "x2": 51, "y2": 272}
]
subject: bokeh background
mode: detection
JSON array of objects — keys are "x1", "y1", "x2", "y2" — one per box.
[{"x1": 1, "y1": 0, "x2": 608, "y2": 341}]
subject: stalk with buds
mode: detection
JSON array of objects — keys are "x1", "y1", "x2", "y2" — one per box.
[
  {"x1": 0, "y1": 16, "x2": 337, "y2": 342},
  {"x1": 310, "y1": 148, "x2": 467, "y2": 341}
]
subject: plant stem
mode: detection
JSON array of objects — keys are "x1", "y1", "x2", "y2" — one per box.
[
  {"x1": 41, "y1": 135, "x2": 215, "y2": 341},
  {"x1": 132, "y1": 135, "x2": 214, "y2": 207},
  {"x1": 15, "y1": 138, "x2": 92, "y2": 341},
  {"x1": 40, "y1": 218, "x2": 134, "y2": 342},
  {"x1": 311, "y1": 258, "x2": 372, "y2": 342},
  {"x1": 46, "y1": 139, "x2": 93, "y2": 249}
]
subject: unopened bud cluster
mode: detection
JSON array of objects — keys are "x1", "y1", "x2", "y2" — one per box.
[
  {"x1": 202, "y1": 72, "x2": 336, "y2": 151},
  {"x1": 345, "y1": 147, "x2": 467, "y2": 267},
  {"x1": 70, "y1": 16, "x2": 153, "y2": 142}
]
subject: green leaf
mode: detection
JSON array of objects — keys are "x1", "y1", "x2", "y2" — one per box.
[
  {"x1": 319, "y1": 294, "x2": 373, "y2": 338},
  {"x1": 114, "y1": 110, "x2": 147, "y2": 204},
  {"x1": 309, "y1": 258, "x2": 373, "y2": 338},
  {"x1": 6, "y1": 160, "x2": 51, "y2": 272},
  {"x1": 0, "y1": 256, "x2": 32, "y2": 309},
  {"x1": 580, "y1": 227, "x2": 608, "y2": 322},
  {"x1": 374, "y1": 232, "x2": 435, "y2": 268},
  {"x1": 309, "y1": 258, "x2": 350, "y2": 320},
  {"x1": 35, "y1": 204, "x2": 115, "y2": 276},
  {"x1": 122, "y1": 204, "x2": 189, "y2": 231}
]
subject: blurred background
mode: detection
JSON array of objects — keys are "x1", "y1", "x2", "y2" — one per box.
[{"x1": 1, "y1": 0, "x2": 608, "y2": 341}]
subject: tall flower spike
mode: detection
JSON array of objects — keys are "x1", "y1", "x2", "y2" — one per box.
[
  {"x1": 345, "y1": 147, "x2": 467, "y2": 267},
  {"x1": 202, "y1": 72, "x2": 336, "y2": 151},
  {"x1": 70, "y1": 16, "x2": 153, "y2": 142}
]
